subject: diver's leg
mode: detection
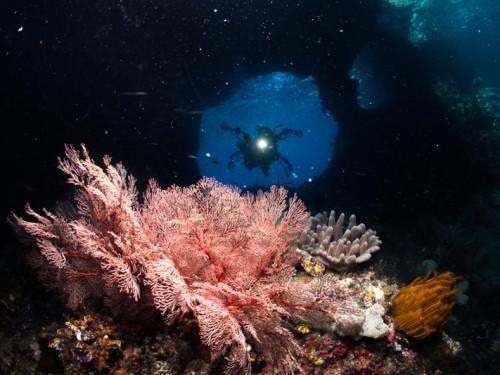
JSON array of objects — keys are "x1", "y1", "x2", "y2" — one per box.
[
  {"x1": 260, "y1": 164, "x2": 270, "y2": 176},
  {"x1": 278, "y1": 154, "x2": 294, "y2": 176},
  {"x1": 227, "y1": 151, "x2": 243, "y2": 170}
]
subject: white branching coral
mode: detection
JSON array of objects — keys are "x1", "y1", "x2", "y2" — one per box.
[{"x1": 297, "y1": 210, "x2": 381, "y2": 272}]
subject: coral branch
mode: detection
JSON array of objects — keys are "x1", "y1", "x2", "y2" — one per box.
[{"x1": 297, "y1": 210, "x2": 382, "y2": 271}]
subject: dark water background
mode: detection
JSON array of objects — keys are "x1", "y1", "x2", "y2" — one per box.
[
  {"x1": 1, "y1": 0, "x2": 500, "y2": 373},
  {"x1": 2, "y1": 1, "x2": 490, "y2": 232}
]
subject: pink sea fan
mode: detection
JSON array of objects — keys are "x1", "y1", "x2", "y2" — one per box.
[
  {"x1": 11, "y1": 144, "x2": 335, "y2": 374},
  {"x1": 12, "y1": 145, "x2": 153, "y2": 306}
]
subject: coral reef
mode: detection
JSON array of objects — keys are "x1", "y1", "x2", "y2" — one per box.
[
  {"x1": 361, "y1": 304, "x2": 390, "y2": 339},
  {"x1": 11, "y1": 306, "x2": 420, "y2": 375},
  {"x1": 45, "y1": 314, "x2": 126, "y2": 372},
  {"x1": 11, "y1": 144, "x2": 340, "y2": 374},
  {"x1": 333, "y1": 301, "x2": 365, "y2": 337},
  {"x1": 297, "y1": 323, "x2": 420, "y2": 374},
  {"x1": 1, "y1": 251, "x2": 480, "y2": 374},
  {"x1": 333, "y1": 276, "x2": 391, "y2": 339},
  {"x1": 392, "y1": 272, "x2": 460, "y2": 339},
  {"x1": 8, "y1": 144, "x2": 482, "y2": 374},
  {"x1": 296, "y1": 210, "x2": 382, "y2": 272},
  {"x1": 30, "y1": 313, "x2": 194, "y2": 374}
]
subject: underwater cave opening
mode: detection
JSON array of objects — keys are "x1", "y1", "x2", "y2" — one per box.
[{"x1": 196, "y1": 71, "x2": 338, "y2": 189}]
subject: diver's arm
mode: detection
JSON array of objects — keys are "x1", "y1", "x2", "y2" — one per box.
[
  {"x1": 276, "y1": 128, "x2": 303, "y2": 140},
  {"x1": 220, "y1": 123, "x2": 250, "y2": 139}
]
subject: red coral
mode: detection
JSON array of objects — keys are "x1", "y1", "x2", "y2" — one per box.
[{"x1": 11, "y1": 144, "x2": 336, "y2": 374}]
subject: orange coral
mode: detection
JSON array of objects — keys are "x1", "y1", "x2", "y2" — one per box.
[{"x1": 392, "y1": 272, "x2": 460, "y2": 339}]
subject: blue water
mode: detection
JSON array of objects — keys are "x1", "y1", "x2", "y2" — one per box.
[{"x1": 197, "y1": 72, "x2": 337, "y2": 188}]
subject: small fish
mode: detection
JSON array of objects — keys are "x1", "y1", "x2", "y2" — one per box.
[
  {"x1": 354, "y1": 172, "x2": 368, "y2": 177},
  {"x1": 118, "y1": 91, "x2": 149, "y2": 96},
  {"x1": 186, "y1": 154, "x2": 198, "y2": 159},
  {"x1": 173, "y1": 108, "x2": 203, "y2": 116}
]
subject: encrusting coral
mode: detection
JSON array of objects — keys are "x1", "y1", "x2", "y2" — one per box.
[
  {"x1": 392, "y1": 272, "x2": 460, "y2": 340},
  {"x1": 10, "y1": 144, "x2": 342, "y2": 374},
  {"x1": 296, "y1": 210, "x2": 382, "y2": 272}
]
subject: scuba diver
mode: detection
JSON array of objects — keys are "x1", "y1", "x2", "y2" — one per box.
[{"x1": 220, "y1": 123, "x2": 303, "y2": 176}]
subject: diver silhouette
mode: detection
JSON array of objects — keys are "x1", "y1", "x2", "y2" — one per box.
[{"x1": 220, "y1": 123, "x2": 303, "y2": 176}]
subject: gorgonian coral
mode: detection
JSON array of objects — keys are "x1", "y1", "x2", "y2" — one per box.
[{"x1": 11, "y1": 144, "x2": 338, "y2": 374}]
